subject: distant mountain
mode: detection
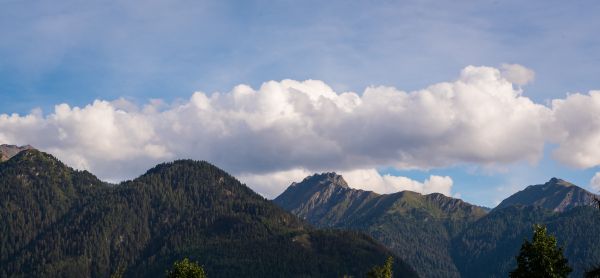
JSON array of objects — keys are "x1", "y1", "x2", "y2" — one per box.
[
  {"x1": 495, "y1": 177, "x2": 598, "y2": 212},
  {"x1": 275, "y1": 173, "x2": 487, "y2": 278},
  {"x1": 276, "y1": 173, "x2": 600, "y2": 278},
  {"x1": 275, "y1": 172, "x2": 378, "y2": 226},
  {"x1": 0, "y1": 151, "x2": 417, "y2": 278},
  {"x1": 0, "y1": 144, "x2": 33, "y2": 161},
  {"x1": 452, "y1": 205, "x2": 600, "y2": 277}
]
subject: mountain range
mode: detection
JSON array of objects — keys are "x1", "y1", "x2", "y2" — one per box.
[
  {"x1": 0, "y1": 149, "x2": 417, "y2": 277},
  {"x1": 275, "y1": 173, "x2": 600, "y2": 278},
  {"x1": 2, "y1": 145, "x2": 600, "y2": 277}
]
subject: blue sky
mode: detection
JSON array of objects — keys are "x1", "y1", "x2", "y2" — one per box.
[{"x1": 2, "y1": 0, "x2": 600, "y2": 206}]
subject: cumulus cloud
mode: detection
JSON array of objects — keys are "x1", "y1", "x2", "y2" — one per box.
[
  {"x1": 239, "y1": 168, "x2": 312, "y2": 198},
  {"x1": 1, "y1": 65, "x2": 551, "y2": 181},
  {"x1": 500, "y1": 63, "x2": 535, "y2": 86},
  {"x1": 2, "y1": 64, "x2": 600, "y2": 195},
  {"x1": 340, "y1": 169, "x2": 453, "y2": 196},
  {"x1": 0, "y1": 100, "x2": 170, "y2": 181},
  {"x1": 549, "y1": 91, "x2": 600, "y2": 168},
  {"x1": 240, "y1": 168, "x2": 452, "y2": 198}
]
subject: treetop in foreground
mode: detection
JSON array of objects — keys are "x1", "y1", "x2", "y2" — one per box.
[
  {"x1": 167, "y1": 258, "x2": 207, "y2": 278},
  {"x1": 510, "y1": 224, "x2": 572, "y2": 278}
]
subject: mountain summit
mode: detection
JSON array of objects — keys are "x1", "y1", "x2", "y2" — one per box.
[
  {"x1": 275, "y1": 173, "x2": 487, "y2": 277},
  {"x1": 495, "y1": 177, "x2": 597, "y2": 212},
  {"x1": 0, "y1": 144, "x2": 34, "y2": 162},
  {"x1": 275, "y1": 174, "x2": 600, "y2": 277},
  {"x1": 274, "y1": 172, "x2": 371, "y2": 223}
]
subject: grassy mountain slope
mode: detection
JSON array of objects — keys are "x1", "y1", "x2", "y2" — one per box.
[{"x1": 275, "y1": 173, "x2": 487, "y2": 278}]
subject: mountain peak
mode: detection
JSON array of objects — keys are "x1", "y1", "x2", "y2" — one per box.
[
  {"x1": 6, "y1": 148, "x2": 61, "y2": 165},
  {"x1": 274, "y1": 173, "x2": 359, "y2": 220},
  {"x1": 274, "y1": 173, "x2": 487, "y2": 277},
  {"x1": 297, "y1": 172, "x2": 349, "y2": 188},
  {"x1": 0, "y1": 144, "x2": 35, "y2": 162},
  {"x1": 495, "y1": 178, "x2": 596, "y2": 212},
  {"x1": 547, "y1": 177, "x2": 574, "y2": 187}
]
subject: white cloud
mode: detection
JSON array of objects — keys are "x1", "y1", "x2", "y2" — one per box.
[
  {"x1": 2, "y1": 65, "x2": 551, "y2": 182},
  {"x1": 500, "y1": 63, "x2": 535, "y2": 86},
  {"x1": 590, "y1": 172, "x2": 600, "y2": 192},
  {"x1": 239, "y1": 167, "x2": 453, "y2": 198},
  {"x1": 239, "y1": 168, "x2": 312, "y2": 198},
  {"x1": 2, "y1": 64, "x2": 600, "y2": 195},
  {"x1": 340, "y1": 168, "x2": 453, "y2": 196},
  {"x1": 0, "y1": 100, "x2": 171, "y2": 180},
  {"x1": 550, "y1": 91, "x2": 600, "y2": 168}
]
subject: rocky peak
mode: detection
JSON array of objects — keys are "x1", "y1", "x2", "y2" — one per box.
[
  {"x1": 546, "y1": 177, "x2": 574, "y2": 187},
  {"x1": 274, "y1": 172, "x2": 355, "y2": 215},
  {"x1": 495, "y1": 178, "x2": 597, "y2": 212},
  {"x1": 0, "y1": 144, "x2": 34, "y2": 162},
  {"x1": 299, "y1": 172, "x2": 349, "y2": 189}
]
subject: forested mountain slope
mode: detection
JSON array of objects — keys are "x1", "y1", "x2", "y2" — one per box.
[
  {"x1": 0, "y1": 150, "x2": 417, "y2": 278},
  {"x1": 275, "y1": 173, "x2": 487, "y2": 278},
  {"x1": 452, "y1": 205, "x2": 600, "y2": 277},
  {"x1": 276, "y1": 173, "x2": 600, "y2": 278}
]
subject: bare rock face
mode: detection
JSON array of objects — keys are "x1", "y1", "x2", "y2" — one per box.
[
  {"x1": 279, "y1": 173, "x2": 372, "y2": 224},
  {"x1": 495, "y1": 177, "x2": 598, "y2": 212},
  {"x1": 0, "y1": 144, "x2": 34, "y2": 162}
]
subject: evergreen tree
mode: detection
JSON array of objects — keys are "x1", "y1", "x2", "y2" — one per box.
[
  {"x1": 367, "y1": 256, "x2": 393, "y2": 278},
  {"x1": 166, "y1": 258, "x2": 206, "y2": 278},
  {"x1": 510, "y1": 224, "x2": 572, "y2": 278}
]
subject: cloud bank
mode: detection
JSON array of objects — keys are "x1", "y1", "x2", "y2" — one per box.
[
  {"x1": 240, "y1": 168, "x2": 452, "y2": 198},
  {"x1": 1, "y1": 65, "x2": 598, "y2": 196}
]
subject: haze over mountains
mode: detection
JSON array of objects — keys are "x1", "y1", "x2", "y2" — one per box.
[{"x1": 275, "y1": 173, "x2": 600, "y2": 277}]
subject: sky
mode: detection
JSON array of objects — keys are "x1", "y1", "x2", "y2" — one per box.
[{"x1": 2, "y1": 0, "x2": 600, "y2": 207}]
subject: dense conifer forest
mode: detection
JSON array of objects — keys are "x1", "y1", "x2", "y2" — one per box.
[
  {"x1": 3, "y1": 149, "x2": 600, "y2": 277},
  {"x1": 0, "y1": 150, "x2": 417, "y2": 277}
]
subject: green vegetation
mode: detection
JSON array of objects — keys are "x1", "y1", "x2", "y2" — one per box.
[
  {"x1": 509, "y1": 224, "x2": 571, "y2": 278},
  {"x1": 0, "y1": 150, "x2": 417, "y2": 278},
  {"x1": 166, "y1": 258, "x2": 206, "y2": 278},
  {"x1": 367, "y1": 256, "x2": 393, "y2": 278},
  {"x1": 276, "y1": 173, "x2": 600, "y2": 277},
  {"x1": 275, "y1": 174, "x2": 487, "y2": 278},
  {"x1": 585, "y1": 197, "x2": 600, "y2": 278},
  {"x1": 453, "y1": 205, "x2": 600, "y2": 277}
]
